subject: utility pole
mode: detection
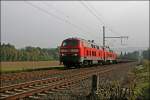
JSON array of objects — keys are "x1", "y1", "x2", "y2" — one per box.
[
  {"x1": 103, "y1": 26, "x2": 105, "y2": 61},
  {"x1": 102, "y1": 26, "x2": 128, "y2": 48},
  {"x1": 105, "y1": 36, "x2": 128, "y2": 45},
  {"x1": 103, "y1": 26, "x2": 105, "y2": 49}
]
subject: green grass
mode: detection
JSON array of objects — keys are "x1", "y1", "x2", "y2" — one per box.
[
  {"x1": 0, "y1": 61, "x2": 65, "y2": 73},
  {"x1": 0, "y1": 66, "x2": 65, "y2": 74},
  {"x1": 0, "y1": 61, "x2": 64, "y2": 73},
  {"x1": 132, "y1": 60, "x2": 150, "y2": 99}
]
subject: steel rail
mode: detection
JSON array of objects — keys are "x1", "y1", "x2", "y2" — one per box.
[
  {"x1": 1, "y1": 67, "x2": 115, "y2": 100},
  {"x1": 0, "y1": 62, "x2": 137, "y2": 100},
  {"x1": 0, "y1": 65, "x2": 110, "y2": 92}
]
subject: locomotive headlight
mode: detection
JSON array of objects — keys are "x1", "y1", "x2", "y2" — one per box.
[
  {"x1": 70, "y1": 49, "x2": 79, "y2": 52},
  {"x1": 74, "y1": 54, "x2": 78, "y2": 56}
]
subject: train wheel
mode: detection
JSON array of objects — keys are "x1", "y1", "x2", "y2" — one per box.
[
  {"x1": 83, "y1": 61, "x2": 88, "y2": 67},
  {"x1": 113, "y1": 60, "x2": 118, "y2": 64},
  {"x1": 91, "y1": 61, "x2": 93, "y2": 66},
  {"x1": 106, "y1": 60, "x2": 110, "y2": 65},
  {"x1": 65, "y1": 65, "x2": 70, "y2": 69},
  {"x1": 101, "y1": 61, "x2": 105, "y2": 65}
]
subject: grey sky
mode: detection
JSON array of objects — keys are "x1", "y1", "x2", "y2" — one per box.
[{"x1": 1, "y1": 1, "x2": 149, "y2": 50}]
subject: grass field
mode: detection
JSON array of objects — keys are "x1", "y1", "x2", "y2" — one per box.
[
  {"x1": 132, "y1": 60, "x2": 150, "y2": 99},
  {"x1": 1, "y1": 61, "x2": 63, "y2": 73}
]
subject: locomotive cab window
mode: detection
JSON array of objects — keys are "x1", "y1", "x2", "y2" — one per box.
[{"x1": 62, "y1": 40, "x2": 78, "y2": 46}]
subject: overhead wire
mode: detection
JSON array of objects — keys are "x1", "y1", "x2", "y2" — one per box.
[
  {"x1": 81, "y1": 1, "x2": 125, "y2": 46},
  {"x1": 24, "y1": 1, "x2": 124, "y2": 47},
  {"x1": 24, "y1": 1, "x2": 92, "y2": 39},
  {"x1": 42, "y1": 2, "x2": 98, "y2": 39},
  {"x1": 80, "y1": 0, "x2": 123, "y2": 42},
  {"x1": 80, "y1": 1, "x2": 105, "y2": 26},
  {"x1": 42, "y1": 2, "x2": 69, "y2": 20},
  {"x1": 80, "y1": 1, "x2": 105, "y2": 44},
  {"x1": 85, "y1": 1, "x2": 122, "y2": 36},
  {"x1": 86, "y1": 1, "x2": 129, "y2": 47}
]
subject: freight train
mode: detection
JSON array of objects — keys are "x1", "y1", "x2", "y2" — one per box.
[{"x1": 59, "y1": 38, "x2": 117, "y2": 68}]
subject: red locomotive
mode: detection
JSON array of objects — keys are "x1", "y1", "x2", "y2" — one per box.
[{"x1": 59, "y1": 38, "x2": 117, "y2": 68}]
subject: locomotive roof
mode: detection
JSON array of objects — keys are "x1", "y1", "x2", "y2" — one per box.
[
  {"x1": 64, "y1": 37, "x2": 101, "y2": 47},
  {"x1": 64, "y1": 37, "x2": 85, "y2": 41},
  {"x1": 64, "y1": 37, "x2": 114, "y2": 52},
  {"x1": 65, "y1": 37, "x2": 96, "y2": 44}
]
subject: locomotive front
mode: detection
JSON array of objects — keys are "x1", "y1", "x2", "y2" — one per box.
[{"x1": 59, "y1": 38, "x2": 82, "y2": 68}]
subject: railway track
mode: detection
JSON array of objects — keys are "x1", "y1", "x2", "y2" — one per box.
[
  {"x1": 0, "y1": 62, "x2": 137, "y2": 100},
  {"x1": 0, "y1": 67, "x2": 114, "y2": 100},
  {"x1": 0, "y1": 60, "x2": 135, "y2": 87},
  {"x1": 0, "y1": 68, "x2": 88, "y2": 87},
  {"x1": 0, "y1": 60, "x2": 135, "y2": 86},
  {"x1": 0, "y1": 70, "x2": 65, "y2": 86}
]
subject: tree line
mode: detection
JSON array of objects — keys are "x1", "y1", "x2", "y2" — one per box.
[
  {"x1": 0, "y1": 43, "x2": 59, "y2": 61},
  {"x1": 0, "y1": 43, "x2": 149, "y2": 61},
  {"x1": 142, "y1": 48, "x2": 150, "y2": 60},
  {"x1": 119, "y1": 51, "x2": 139, "y2": 60},
  {"x1": 119, "y1": 48, "x2": 150, "y2": 60}
]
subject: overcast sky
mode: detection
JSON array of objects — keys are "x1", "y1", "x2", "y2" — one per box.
[{"x1": 1, "y1": 1, "x2": 149, "y2": 50}]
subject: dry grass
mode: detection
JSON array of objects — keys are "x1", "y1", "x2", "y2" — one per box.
[{"x1": 1, "y1": 61, "x2": 63, "y2": 73}]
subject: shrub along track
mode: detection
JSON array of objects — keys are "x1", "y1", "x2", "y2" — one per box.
[{"x1": 0, "y1": 62, "x2": 137, "y2": 100}]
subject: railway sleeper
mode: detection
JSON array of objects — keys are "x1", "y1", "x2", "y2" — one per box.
[
  {"x1": 36, "y1": 93, "x2": 47, "y2": 96},
  {"x1": 4, "y1": 90, "x2": 15, "y2": 95},
  {"x1": 27, "y1": 86, "x2": 39, "y2": 90},
  {"x1": 55, "y1": 87, "x2": 69, "y2": 91},
  {"x1": 21, "y1": 87, "x2": 31, "y2": 90},
  {"x1": 28, "y1": 95, "x2": 40, "y2": 99},
  {"x1": 13, "y1": 89, "x2": 25, "y2": 92},
  {"x1": 34, "y1": 84, "x2": 43, "y2": 87},
  {"x1": 44, "y1": 91, "x2": 55, "y2": 94},
  {"x1": 0, "y1": 93, "x2": 10, "y2": 98}
]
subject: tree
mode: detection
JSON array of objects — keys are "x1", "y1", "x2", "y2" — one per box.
[
  {"x1": 0, "y1": 43, "x2": 59, "y2": 61},
  {"x1": 143, "y1": 48, "x2": 150, "y2": 60}
]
